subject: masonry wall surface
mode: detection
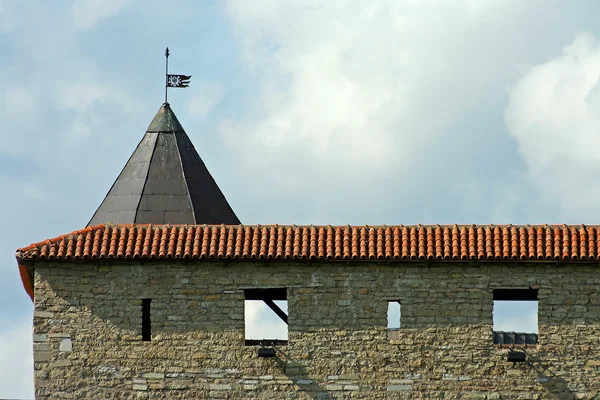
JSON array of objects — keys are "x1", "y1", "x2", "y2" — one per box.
[{"x1": 31, "y1": 261, "x2": 600, "y2": 399}]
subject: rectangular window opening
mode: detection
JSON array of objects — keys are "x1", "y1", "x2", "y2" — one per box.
[
  {"x1": 244, "y1": 288, "x2": 288, "y2": 346},
  {"x1": 493, "y1": 289, "x2": 538, "y2": 347},
  {"x1": 387, "y1": 300, "x2": 401, "y2": 340},
  {"x1": 142, "y1": 299, "x2": 152, "y2": 341}
]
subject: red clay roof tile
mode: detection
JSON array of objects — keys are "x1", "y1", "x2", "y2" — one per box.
[
  {"x1": 17, "y1": 224, "x2": 600, "y2": 264},
  {"x1": 24, "y1": 220, "x2": 600, "y2": 301}
]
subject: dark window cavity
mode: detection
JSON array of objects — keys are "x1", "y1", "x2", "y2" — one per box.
[{"x1": 142, "y1": 299, "x2": 152, "y2": 341}]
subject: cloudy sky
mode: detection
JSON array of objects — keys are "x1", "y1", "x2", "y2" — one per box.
[{"x1": 2, "y1": 0, "x2": 599, "y2": 397}]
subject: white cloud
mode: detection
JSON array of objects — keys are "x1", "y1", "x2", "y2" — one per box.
[
  {"x1": 220, "y1": 0, "x2": 551, "y2": 224},
  {"x1": 223, "y1": 0, "x2": 520, "y2": 162},
  {"x1": 187, "y1": 82, "x2": 226, "y2": 119},
  {"x1": 506, "y1": 33, "x2": 600, "y2": 221},
  {"x1": 0, "y1": 318, "x2": 34, "y2": 400},
  {"x1": 71, "y1": 0, "x2": 131, "y2": 31},
  {"x1": 245, "y1": 300, "x2": 288, "y2": 340}
]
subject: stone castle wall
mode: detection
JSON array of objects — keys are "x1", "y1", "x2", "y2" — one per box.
[{"x1": 32, "y1": 261, "x2": 600, "y2": 399}]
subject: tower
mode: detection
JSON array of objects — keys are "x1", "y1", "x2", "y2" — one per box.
[{"x1": 88, "y1": 102, "x2": 240, "y2": 225}]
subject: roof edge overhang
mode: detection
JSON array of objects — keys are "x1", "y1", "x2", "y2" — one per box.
[
  {"x1": 17, "y1": 223, "x2": 600, "y2": 302},
  {"x1": 18, "y1": 263, "x2": 34, "y2": 301}
]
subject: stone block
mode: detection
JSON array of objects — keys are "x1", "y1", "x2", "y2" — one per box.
[
  {"x1": 34, "y1": 351, "x2": 52, "y2": 362},
  {"x1": 133, "y1": 384, "x2": 148, "y2": 391},
  {"x1": 168, "y1": 380, "x2": 191, "y2": 390},
  {"x1": 48, "y1": 333, "x2": 71, "y2": 339},
  {"x1": 34, "y1": 343, "x2": 52, "y2": 352},
  {"x1": 387, "y1": 385, "x2": 412, "y2": 391},
  {"x1": 390, "y1": 379, "x2": 413, "y2": 385},
  {"x1": 59, "y1": 338, "x2": 72, "y2": 352},
  {"x1": 149, "y1": 382, "x2": 165, "y2": 390},
  {"x1": 442, "y1": 373, "x2": 458, "y2": 381},
  {"x1": 344, "y1": 385, "x2": 359, "y2": 390},
  {"x1": 49, "y1": 360, "x2": 72, "y2": 368},
  {"x1": 32, "y1": 333, "x2": 47, "y2": 342},
  {"x1": 325, "y1": 385, "x2": 343, "y2": 391},
  {"x1": 143, "y1": 372, "x2": 165, "y2": 379},
  {"x1": 209, "y1": 384, "x2": 232, "y2": 390},
  {"x1": 34, "y1": 311, "x2": 53, "y2": 318},
  {"x1": 35, "y1": 370, "x2": 49, "y2": 379},
  {"x1": 586, "y1": 360, "x2": 600, "y2": 367}
]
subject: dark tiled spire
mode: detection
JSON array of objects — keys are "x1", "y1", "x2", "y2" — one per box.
[{"x1": 88, "y1": 103, "x2": 240, "y2": 226}]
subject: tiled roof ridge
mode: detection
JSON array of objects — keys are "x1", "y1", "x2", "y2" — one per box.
[{"x1": 15, "y1": 223, "x2": 600, "y2": 262}]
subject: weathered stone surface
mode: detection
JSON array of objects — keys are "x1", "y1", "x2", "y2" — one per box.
[
  {"x1": 209, "y1": 384, "x2": 232, "y2": 390},
  {"x1": 59, "y1": 339, "x2": 72, "y2": 352},
  {"x1": 33, "y1": 351, "x2": 52, "y2": 362},
  {"x1": 387, "y1": 384, "x2": 412, "y2": 391},
  {"x1": 34, "y1": 311, "x2": 53, "y2": 318},
  {"x1": 49, "y1": 360, "x2": 72, "y2": 368},
  {"x1": 30, "y1": 261, "x2": 600, "y2": 399},
  {"x1": 143, "y1": 372, "x2": 165, "y2": 379},
  {"x1": 48, "y1": 333, "x2": 71, "y2": 339},
  {"x1": 168, "y1": 380, "x2": 191, "y2": 390},
  {"x1": 32, "y1": 333, "x2": 47, "y2": 342}
]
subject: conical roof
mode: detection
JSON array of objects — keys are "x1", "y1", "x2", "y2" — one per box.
[{"x1": 88, "y1": 103, "x2": 240, "y2": 226}]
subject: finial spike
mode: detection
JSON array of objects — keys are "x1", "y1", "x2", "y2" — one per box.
[
  {"x1": 164, "y1": 47, "x2": 191, "y2": 104},
  {"x1": 165, "y1": 47, "x2": 169, "y2": 103}
]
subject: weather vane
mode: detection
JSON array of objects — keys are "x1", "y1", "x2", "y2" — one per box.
[{"x1": 165, "y1": 47, "x2": 192, "y2": 103}]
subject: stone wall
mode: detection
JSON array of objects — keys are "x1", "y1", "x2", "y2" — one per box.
[{"x1": 31, "y1": 261, "x2": 600, "y2": 399}]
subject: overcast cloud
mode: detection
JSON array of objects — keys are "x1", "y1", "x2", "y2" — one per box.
[{"x1": 1, "y1": 1, "x2": 599, "y2": 397}]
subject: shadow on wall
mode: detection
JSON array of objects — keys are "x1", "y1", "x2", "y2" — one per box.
[
  {"x1": 529, "y1": 362, "x2": 577, "y2": 399},
  {"x1": 272, "y1": 347, "x2": 333, "y2": 400}
]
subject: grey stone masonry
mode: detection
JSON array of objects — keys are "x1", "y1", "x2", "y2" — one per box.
[{"x1": 31, "y1": 261, "x2": 600, "y2": 398}]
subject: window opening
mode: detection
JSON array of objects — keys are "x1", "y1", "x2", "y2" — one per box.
[
  {"x1": 244, "y1": 288, "x2": 288, "y2": 346},
  {"x1": 493, "y1": 289, "x2": 538, "y2": 347},
  {"x1": 387, "y1": 300, "x2": 401, "y2": 340},
  {"x1": 387, "y1": 301, "x2": 401, "y2": 329},
  {"x1": 142, "y1": 299, "x2": 152, "y2": 341}
]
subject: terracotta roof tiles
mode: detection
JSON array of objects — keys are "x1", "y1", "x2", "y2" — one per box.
[
  {"x1": 19, "y1": 224, "x2": 600, "y2": 301},
  {"x1": 16, "y1": 224, "x2": 600, "y2": 263}
]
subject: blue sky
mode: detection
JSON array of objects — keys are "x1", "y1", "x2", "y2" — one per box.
[{"x1": 2, "y1": 1, "x2": 600, "y2": 397}]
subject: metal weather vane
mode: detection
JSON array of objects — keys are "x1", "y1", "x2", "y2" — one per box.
[{"x1": 165, "y1": 47, "x2": 192, "y2": 103}]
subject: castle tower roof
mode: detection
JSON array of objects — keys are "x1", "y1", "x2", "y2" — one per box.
[{"x1": 88, "y1": 102, "x2": 240, "y2": 226}]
